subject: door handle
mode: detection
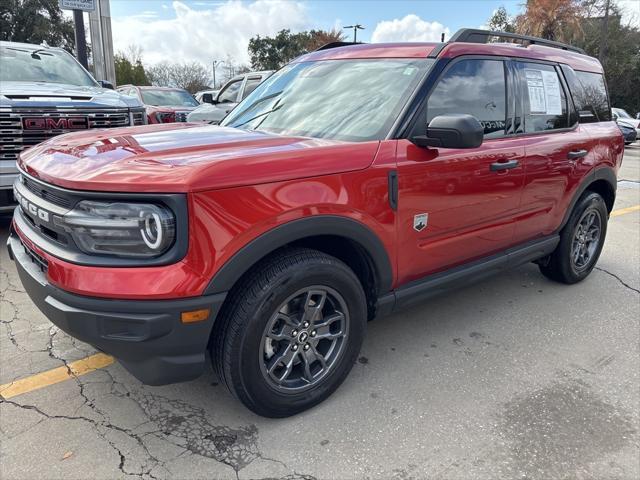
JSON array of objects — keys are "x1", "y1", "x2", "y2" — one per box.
[
  {"x1": 490, "y1": 159, "x2": 519, "y2": 171},
  {"x1": 568, "y1": 149, "x2": 588, "y2": 160}
]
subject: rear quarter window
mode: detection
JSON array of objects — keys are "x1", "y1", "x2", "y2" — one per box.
[
  {"x1": 562, "y1": 67, "x2": 611, "y2": 123},
  {"x1": 517, "y1": 62, "x2": 569, "y2": 133}
]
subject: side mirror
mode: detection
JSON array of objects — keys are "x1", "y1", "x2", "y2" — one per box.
[
  {"x1": 202, "y1": 93, "x2": 216, "y2": 104},
  {"x1": 411, "y1": 114, "x2": 484, "y2": 149},
  {"x1": 99, "y1": 80, "x2": 114, "y2": 90}
]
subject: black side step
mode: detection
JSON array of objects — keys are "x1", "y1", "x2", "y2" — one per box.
[{"x1": 377, "y1": 234, "x2": 559, "y2": 315}]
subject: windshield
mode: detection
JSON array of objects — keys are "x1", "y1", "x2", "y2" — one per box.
[
  {"x1": 222, "y1": 58, "x2": 433, "y2": 141},
  {"x1": 0, "y1": 46, "x2": 97, "y2": 86},
  {"x1": 141, "y1": 89, "x2": 198, "y2": 107},
  {"x1": 613, "y1": 108, "x2": 631, "y2": 119}
]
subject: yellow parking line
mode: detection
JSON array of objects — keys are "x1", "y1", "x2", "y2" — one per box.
[
  {"x1": 611, "y1": 204, "x2": 640, "y2": 217},
  {"x1": 0, "y1": 353, "x2": 113, "y2": 400}
]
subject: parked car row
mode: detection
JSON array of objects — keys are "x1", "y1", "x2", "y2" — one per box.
[
  {"x1": 613, "y1": 107, "x2": 640, "y2": 144},
  {"x1": 187, "y1": 70, "x2": 273, "y2": 124},
  {"x1": 0, "y1": 40, "x2": 146, "y2": 213},
  {"x1": 0, "y1": 39, "x2": 275, "y2": 213}
]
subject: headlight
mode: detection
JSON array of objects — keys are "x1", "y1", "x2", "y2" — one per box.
[
  {"x1": 130, "y1": 109, "x2": 148, "y2": 125},
  {"x1": 155, "y1": 112, "x2": 176, "y2": 123},
  {"x1": 54, "y1": 201, "x2": 176, "y2": 258}
]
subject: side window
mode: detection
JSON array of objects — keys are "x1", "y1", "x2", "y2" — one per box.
[
  {"x1": 427, "y1": 59, "x2": 507, "y2": 139},
  {"x1": 518, "y1": 62, "x2": 569, "y2": 133},
  {"x1": 242, "y1": 77, "x2": 262, "y2": 99},
  {"x1": 562, "y1": 67, "x2": 611, "y2": 123},
  {"x1": 217, "y1": 80, "x2": 242, "y2": 103}
]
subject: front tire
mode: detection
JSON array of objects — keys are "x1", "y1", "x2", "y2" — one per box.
[
  {"x1": 539, "y1": 191, "x2": 608, "y2": 284},
  {"x1": 211, "y1": 248, "x2": 367, "y2": 417}
]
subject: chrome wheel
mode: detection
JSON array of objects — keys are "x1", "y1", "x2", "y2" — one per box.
[
  {"x1": 259, "y1": 286, "x2": 349, "y2": 393},
  {"x1": 571, "y1": 208, "x2": 602, "y2": 272}
]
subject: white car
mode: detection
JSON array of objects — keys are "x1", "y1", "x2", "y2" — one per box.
[
  {"x1": 612, "y1": 108, "x2": 640, "y2": 138},
  {"x1": 187, "y1": 71, "x2": 273, "y2": 124}
]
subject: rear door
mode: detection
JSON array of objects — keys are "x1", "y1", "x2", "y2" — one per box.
[
  {"x1": 396, "y1": 57, "x2": 526, "y2": 285},
  {"x1": 511, "y1": 61, "x2": 594, "y2": 243}
]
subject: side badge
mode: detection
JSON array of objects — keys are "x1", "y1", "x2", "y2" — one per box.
[{"x1": 413, "y1": 213, "x2": 428, "y2": 232}]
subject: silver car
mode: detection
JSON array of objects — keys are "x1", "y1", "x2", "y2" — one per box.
[{"x1": 187, "y1": 71, "x2": 273, "y2": 124}]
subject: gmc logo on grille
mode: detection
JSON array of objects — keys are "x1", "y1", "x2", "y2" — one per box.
[{"x1": 22, "y1": 117, "x2": 89, "y2": 130}]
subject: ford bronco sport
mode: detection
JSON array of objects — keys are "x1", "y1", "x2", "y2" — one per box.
[{"x1": 8, "y1": 29, "x2": 623, "y2": 417}]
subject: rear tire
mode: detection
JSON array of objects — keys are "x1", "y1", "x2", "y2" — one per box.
[
  {"x1": 539, "y1": 191, "x2": 608, "y2": 284},
  {"x1": 211, "y1": 248, "x2": 367, "y2": 418}
]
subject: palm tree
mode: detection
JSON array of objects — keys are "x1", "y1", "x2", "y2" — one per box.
[{"x1": 515, "y1": 0, "x2": 585, "y2": 42}]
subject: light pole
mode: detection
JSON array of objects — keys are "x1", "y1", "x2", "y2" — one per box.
[
  {"x1": 344, "y1": 24, "x2": 365, "y2": 43},
  {"x1": 212, "y1": 60, "x2": 224, "y2": 88}
]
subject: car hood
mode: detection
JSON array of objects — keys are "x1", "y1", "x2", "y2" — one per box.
[
  {"x1": 0, "y1": 81, "x2": 143, "y2": 109},
  {"x1": 18, "y1": 123, "x2": 379, "y2": 192},
  {"x1": 147, "y1": 105, "x2": 198, "y2": 112},
  {"x1": 187, "y1": 103, "x2": 229, "y2": 122},
  {"x1": 616, "y1": 118, "x2": 640, "y2": 129}
]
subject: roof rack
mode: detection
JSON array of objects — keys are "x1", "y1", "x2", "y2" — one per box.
[
  {"x1": 314, "y1": 41, "x2": 362, "y2": 51},
  {"x1": 441, "y1": 28, "x2": 586, "y2": 55}
]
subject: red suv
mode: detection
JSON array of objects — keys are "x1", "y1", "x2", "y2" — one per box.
[
  {"x1": 115, "y1": 85, "x2": 199, "y2": 123},
  {"x1": 8, "y1": 30, "x2": 623, "y2": 417}
]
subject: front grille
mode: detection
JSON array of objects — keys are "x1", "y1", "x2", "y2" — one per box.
[
  {"x1": 20, "y1": 236, "x2": 48, "y2": 272},
  {"x1": 0, "y1": 108, "x2": 132, "y2": 161},
  {"x1": 21, "y1": 175, "x2": 74, "y2": 209},
  {"x1": 175, "y1": 111, "x2": 189, "y2": 122}
]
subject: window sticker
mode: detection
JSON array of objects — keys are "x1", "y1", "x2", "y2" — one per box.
[
  {"x1": 525, "y1": 68, "x2": 562, "y2": 115},
  {"x1": 525, "y1": 69, "x2": 546, "y2": 114},
  {"x1": 541, "y1": 70, "x2": 562, "y2": 115}
]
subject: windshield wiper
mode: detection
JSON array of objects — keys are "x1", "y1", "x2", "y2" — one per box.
[
  {"x1": 233, "y1": 102, "x2": 284, "y2": 128},
  {"x1": 231, "y1": 90, "x2": 283, "y2": 119}
]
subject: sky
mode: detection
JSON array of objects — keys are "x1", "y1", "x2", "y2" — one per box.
[{"x1": 105, "y1": 0, "x2": 640, "y2": 70}]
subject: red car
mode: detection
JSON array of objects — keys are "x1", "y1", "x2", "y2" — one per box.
[
  {"x1": 9, "y1": 29, "x2": 623, "y2": 417},
  {"x1": 116, "y1": 85, "x2": 199, "y2": 123}
]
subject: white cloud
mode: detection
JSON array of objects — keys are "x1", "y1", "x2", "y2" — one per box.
[
  {"x1": 614, "y1": 0, "x2": 639, "y2": 27},
  {"x1": 371, "y1": 14, "x2": 450, "y2": 43},
  {"x1": 111, "y1": 0, "x2": 308, "y2": 68}
]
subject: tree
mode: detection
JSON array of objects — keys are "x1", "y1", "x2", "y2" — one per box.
[
  {"x1": 306, "y1": 28, "x2": 347, "y2": 51},
  {"x1": 0, "y1": 0, "x2": 75, "y2": 52},
  {"x1": 248, "y1": 28, "x2": 346, "y2": 70},
  {"x1": 487, "y1": 6, "x2": 516, "y2": 32},
  {"x1": 515, "y1": 0, "x2": 585, "y2": 42},
  {"x1": 114, "y1": 45, "x2": 150, "y2": 86},
  {"x1": 488, "y1": 0, "x2": 640, "y2": 116},
  {"x1": 147, "y1": 61, "x2": 211, "y2": 93},
  {"x1": 573, "y1": 2, "x2": 640, "y2": 113}
]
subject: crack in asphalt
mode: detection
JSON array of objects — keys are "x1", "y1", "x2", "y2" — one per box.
[
  {"x1": 3, "y1": 328, "x2": 314, "y2": 479},
  {"x1": 595, "y1": 267, "x2": 640, "y2": 294},
  {"x1": 1, "y1": 254, "x2": 315, "y2": 479}
]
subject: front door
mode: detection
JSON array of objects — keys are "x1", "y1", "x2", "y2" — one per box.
[{"x1": 396, "y1": 57, "x2": 526, "y2": 286}]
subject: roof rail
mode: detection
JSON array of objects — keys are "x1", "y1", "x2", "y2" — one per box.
[
  {"x1": 443, "y1": 28, "x2": 586, "y2": 55},
  {"x1": 314, "y1": 41, "x2": 362, "y2": 51}
]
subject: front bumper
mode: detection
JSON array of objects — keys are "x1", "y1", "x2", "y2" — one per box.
[
  {"x1": 7, "y1": 230, "x2": 227, "y2": 385},
  {"x1": 0, "y1": 173, "x2": 18, "y2": 212}
]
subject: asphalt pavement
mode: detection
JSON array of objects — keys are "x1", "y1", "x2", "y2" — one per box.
[{"x1": 1, "y1": 144, "x2": 639, "y2": 480}]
